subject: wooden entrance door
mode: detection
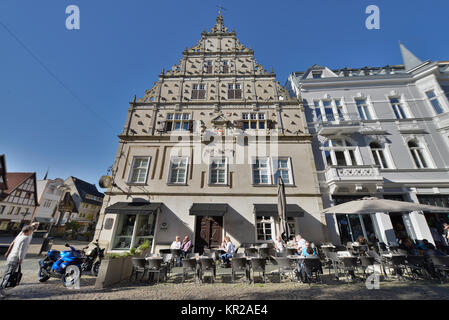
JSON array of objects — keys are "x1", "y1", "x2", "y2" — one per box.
[{"x1": 194, "y1": 216, "x2": 223, "y2": 254}]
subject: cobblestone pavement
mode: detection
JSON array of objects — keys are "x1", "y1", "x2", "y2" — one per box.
[{"x1": 1, "y1": 257, "x2": 449, "y2": 300}]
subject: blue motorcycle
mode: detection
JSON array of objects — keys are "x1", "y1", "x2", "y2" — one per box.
[{"x1": 38, "y1": 243, "x2": 84, "y2": 287}]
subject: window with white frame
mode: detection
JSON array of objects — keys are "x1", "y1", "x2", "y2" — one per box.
[
  {"x1": 209, "y1": 157, "x2": 228, "y2": 185},
  {"x1": 322, "y1": 139, "x2": 359, "y2": 167},
  {"x1": 272, "y1": 158, "x2": 293, "y2": 185},
  {"x1": 313, "y1": 99, "x2": 345, "y2": 122},
  {"x1": 355, "y1": 98, "x2": 373, "y2": 120},
  {"x1": 256, "y1": 216, "x2": 273, "y2": 241},
  {"x1": 323, "y1": 100, "x2": 335, "y2": 122},
  {"x1": 166, "y1": 113, "x2": 191, "y2": 131},
  {"x1": 408, "y1": 140, "x2": 429, "y2": 168},
  {"x1": 191, "y1": 84, "x2": 206, "y2": 99},
  {"x1": 389, "y1": 97, "x2": 408, "y2": 119},
  {"x1": 252, "y1": 158, "x2": 271, "y2": 185},
  {"x1": 335, "y1": 99, "x2": 344, "y2": 120},
  {"x1": 168, "y1": 156, "x2": 188, "y2": 184},
  {"x1": 128, "y1": 157, "x2": 150, "y2": 184},
  {"x1": 370, "y1": 142, "x2": 389, "y2": 169},
  {"x1": 426, "y1": 90, "x2": 444, "y2": 115},
  {"x1": 242, "y1": 112, "x2": 266, "y2": 130}
]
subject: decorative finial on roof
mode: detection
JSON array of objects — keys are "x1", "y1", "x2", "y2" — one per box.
[
  {"x1": 399, "y1": 41, "x2": 424, "y2": 71},
  {"x1": 212, "y1": 5, "x2": 228, "y2": 33}
]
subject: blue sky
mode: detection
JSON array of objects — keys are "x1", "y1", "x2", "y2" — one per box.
[{"x1": 1, "y1": 0, "x2": 448, "y2": 188}]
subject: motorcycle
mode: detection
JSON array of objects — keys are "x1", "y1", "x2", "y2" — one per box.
[
  {"x1": 80, "y1": 241, "x2": 105, "y2": 277},
  {"x1": 38, "y1": 243, "x2": 84, "y2": 287}
]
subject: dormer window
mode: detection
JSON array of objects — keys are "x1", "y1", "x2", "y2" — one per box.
[{"x1": 312, "y1": 71, "x2": 322, "y2": 79}]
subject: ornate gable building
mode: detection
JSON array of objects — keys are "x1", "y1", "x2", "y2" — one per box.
[
  {"x1": 0, "y1": 172, "x2": 38, "y2": 234},
  {"x1": 95, "y1": 13, "x2": 326, "y2": 253}
]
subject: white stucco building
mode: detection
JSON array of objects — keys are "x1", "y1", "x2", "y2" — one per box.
[
  {"x1": 287, "y1": 43, "x2": 449, "y2": 248},
  {"x1": 33, "y1": 178, "x2": 65, "y2": 235}
]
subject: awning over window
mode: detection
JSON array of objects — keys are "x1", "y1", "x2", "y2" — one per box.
[
  {"x1": 105, "y1": 202, "x2": 161, "y2": 215},
  {"x1": 189, "y1": 204, "x2": 228, "y2": 216},
  {"x1": 254, "y1": 204, "x2": 305, "y2": 217}
]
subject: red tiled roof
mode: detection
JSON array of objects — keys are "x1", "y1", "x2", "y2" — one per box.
[{"x1": 2, "y1": 172, "x2": 34, "y2": 196}]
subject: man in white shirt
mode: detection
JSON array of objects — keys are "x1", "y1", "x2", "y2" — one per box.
[
  {"x1": 296, "y1": 235, "x2": 306, "y2": 250},
  {"x1": 1, "y1": 225, "x2": 34, "y2": 298},
  {"x1": 170, "y1": 236, "x2": 181, "y2": 249},
  {"x1": 274, "y1": 236, "x2": 285, "y2": 254}
]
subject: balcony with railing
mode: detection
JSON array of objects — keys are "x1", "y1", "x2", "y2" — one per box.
[
  {"x1": 324, "y1": 165, "x2": 384, "y2": 194},
  {"x1": 315, "y1": 113, "x2": 361, "y2": 135}
]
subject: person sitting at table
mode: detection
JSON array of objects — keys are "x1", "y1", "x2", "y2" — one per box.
[
  {"x1": 170, "y1": 236, "x2": 181, "y2": 249},
  {"x1": 295, "y1": 235, "x2": 306, "y2": 251},
  {"x1": 398, "y1": 238, "x2": 419, "y2": 256},
  {"x1": 180, "y1": 235, "x2": 192, "y2": 263},
  {"x1": 274, "y1": 236, "x2": 285, "y2": 254},
  {"x1": 220, "y1": 236, "x2": 235, "y2": 267},
  {"x1": 300, "y1": 241, "x2": 317, "y2": 257},
  {"x1": 357, "y1": 235, "x2": 367, "y2": 245},
  {"x1": 296, "y1": 243, "x2": 318, "y2": 281}
]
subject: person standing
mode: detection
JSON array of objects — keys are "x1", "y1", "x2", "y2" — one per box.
[{"x1": 1, "y1": 225, "x2": 34, "y2": 298}]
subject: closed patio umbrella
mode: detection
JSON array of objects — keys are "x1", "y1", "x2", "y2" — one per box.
[
  {"x1": 322, "y1": 197, "x2": 448, "y2": 214},
  {"x1": 277, "y1": 177, "x2": 289, "y2": 241}
]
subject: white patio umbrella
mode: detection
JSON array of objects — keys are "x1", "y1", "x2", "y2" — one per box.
[{"x1": 322, "y1": 197, "x2": 448, "y2": 214}]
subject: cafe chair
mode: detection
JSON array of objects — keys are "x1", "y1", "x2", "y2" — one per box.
[
  {"x1": 199, "y1": 258, "x2": 216, "y2": 284},
  {"x1": 231, "y1": 257, "x2": 250, "y2": 283}
]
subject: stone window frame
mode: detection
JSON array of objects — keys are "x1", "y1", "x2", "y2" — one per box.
[
  {"x1": 127, "y1": 156, "x2": 151, "y2": 185},
  {"x1": 322, "y1": 138, "x2": 361, "y2": 167},
  {"x1": 251, "y1": 157, "x2": 272, "y2": 185},
  {"x1": 208, "y1": 157, "x2": 229, "y2": 186},
  {"x1": 167, "y1": 156, "x2": 189, "y2": 185}
]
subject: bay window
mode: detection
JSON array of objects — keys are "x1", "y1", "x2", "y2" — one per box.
[{"x1": 323, "y1": 139, "x2": 359, "y2": 167}]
